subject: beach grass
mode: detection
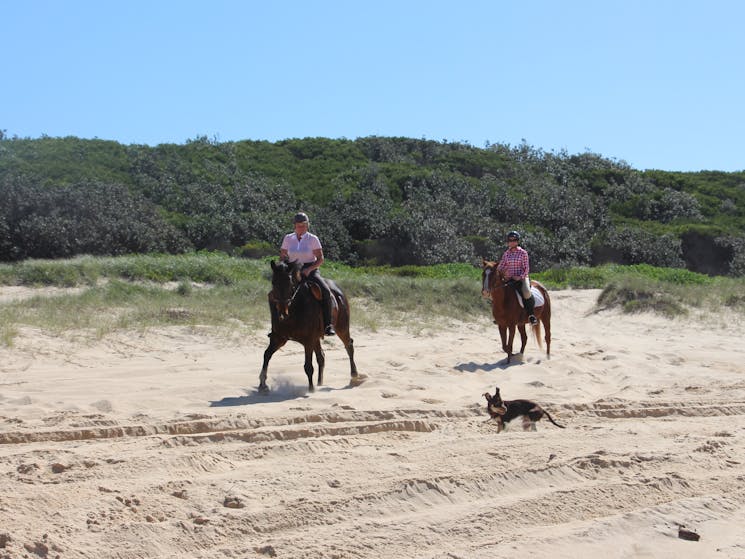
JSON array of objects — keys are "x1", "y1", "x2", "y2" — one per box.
[{"x1": 0, "y1": 254, "x2": 742, "y2": 346}]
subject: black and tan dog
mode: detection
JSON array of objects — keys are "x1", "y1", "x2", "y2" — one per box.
[{"x1": 483, "y1": 386, "x2": 565, "y2": 433}]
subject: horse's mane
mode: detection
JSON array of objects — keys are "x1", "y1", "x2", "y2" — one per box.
[
  {"x1": 274, "y1": 259, "x2": 297, "y2": 273},
  {"x1": 273, "y1": 259, "x2": 303, "y2": 285}
]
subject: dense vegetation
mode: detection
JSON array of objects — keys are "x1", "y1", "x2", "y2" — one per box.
[{"x1": 1, "y1": 132, "x2": 744, "y2": 275}]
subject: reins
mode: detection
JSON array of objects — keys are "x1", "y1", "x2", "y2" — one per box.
[{"x1": 287, "y1": 280, "x2": 304, "y2": 307}]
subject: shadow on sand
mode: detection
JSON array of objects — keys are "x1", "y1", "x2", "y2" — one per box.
[
  {"x1": 454, "y1": 356, "x2": 525, "y2": 373},
  {"x1": 210, "y1": 376, "x2": 365, "y2": 407}
]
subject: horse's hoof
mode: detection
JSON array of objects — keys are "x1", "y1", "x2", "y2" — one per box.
[{"x1": 258, "y1": 385, "x2": 270, "y2": 394}]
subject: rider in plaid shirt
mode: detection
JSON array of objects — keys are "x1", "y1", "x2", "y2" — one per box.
[{"x1": 497, "y1": 231, "x2": 538, "y2": 325}]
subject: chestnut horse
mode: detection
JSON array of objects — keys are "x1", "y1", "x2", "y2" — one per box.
[
  {"x1": 481, "y1": 259, "x2": 551, "y2": 363},
  {"x1": 259, "y1": 260, "x2": 359, "y2": 392}
]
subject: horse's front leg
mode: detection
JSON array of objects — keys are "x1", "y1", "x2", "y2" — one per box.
[
  {"x1": 304, "y1": 344, "x2": 315, "y2": 392},
  {"x1": 267, "y1": 294, "x2": 280, "y2": 333},
  {"x1": 506, "y1": 326, "x2": 517, "y2": 361},
  {"x1": 314, "y1": 340, "x2": 325, "y2": 387},
  {"x1": 517, "y1": 323, "x2": 528, "y2": 354},
  {"x1": 259, "y1": 334, "x2": 287, "y2": 392},
  {"x1": 498, "y1": 324, "x2": 511, "y2": 362}
]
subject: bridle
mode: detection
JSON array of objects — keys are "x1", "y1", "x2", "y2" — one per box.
[
  {"x1": 482, "y1": 266, "x2": 510, "y2": 298},
  {"x1": 272, "y1": 267, "x2": 303, "y2": 319}
]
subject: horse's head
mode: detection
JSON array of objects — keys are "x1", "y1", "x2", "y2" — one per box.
[
  {"x1": 481, "y1": 259, "x2": 499, "y2": 298},
  {"x1": 481, "y1": 259, "x2": 510, "y2": 299},
  {"x1": 270, "y1": 259, "x2": 302, "y2": 318}
]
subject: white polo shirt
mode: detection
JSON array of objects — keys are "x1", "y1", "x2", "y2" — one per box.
[{"x1": 281, "y1": 232, "x2": 322, "y2": 264}]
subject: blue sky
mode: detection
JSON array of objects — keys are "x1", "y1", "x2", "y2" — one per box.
[{"x1": 3, "y1": 0, "x2": 744, "y2": 172}]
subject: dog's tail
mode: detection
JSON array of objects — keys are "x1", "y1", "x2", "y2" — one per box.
[{"x1": 544, "y1": 410, "x2": 565, "y2": 429}]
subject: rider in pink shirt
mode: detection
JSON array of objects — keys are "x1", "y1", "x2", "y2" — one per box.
[
  {"x1": 280, "y1": 212, "x2": 336, "y2": 336},
  {"x1": 497, "y1": 231, "x2": 538, "y2": 325}
]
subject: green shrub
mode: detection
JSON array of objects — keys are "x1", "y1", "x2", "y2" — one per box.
[
  {"x1": 604, "y1": 263, "x2": 713, "y2": 285},
  {"x1": 597, "y1": 280, "x2": 687, "y2": 317},
  {"x1": 238, "y1": 240, "x2": 275, "y2": 258}
]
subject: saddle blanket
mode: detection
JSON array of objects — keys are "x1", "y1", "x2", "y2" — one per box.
[{"x1": 516, "y1": 286, "x2": 544, "y2": 309}]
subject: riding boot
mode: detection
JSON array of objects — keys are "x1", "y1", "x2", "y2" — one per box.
[
  {"x1": 524, "y1": 295, "x2": 538, "y2": 325},
  {"x1": 322, "y1": 295, "x2": 336, "y2": 336}
]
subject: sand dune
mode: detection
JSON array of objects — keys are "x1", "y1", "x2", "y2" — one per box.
[{"x1": 1, "y1": 289, "x2": 744, "y2": 558}]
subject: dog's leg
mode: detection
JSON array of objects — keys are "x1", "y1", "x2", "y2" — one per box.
[{"x1": 497, "y1": 419, "x2": 503, "y2": 433}]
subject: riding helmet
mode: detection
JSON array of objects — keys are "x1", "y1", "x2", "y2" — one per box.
[
  {"x1": 506, "y1": 231, "x2": 520, "y2": 241},
  {"x1": 293, "y1": 212, "x2": 309, "y2": 224}
]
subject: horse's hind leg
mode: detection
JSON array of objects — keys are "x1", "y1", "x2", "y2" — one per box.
[
  {"x1": 333, "y1": 296, "x2": 359, "y2": 381},
  {"x1": 543, "y1": 314, "x2": 551, "y2": 358},
  {"x1": 259, "y1": 334, "x2": 287, "y2": 392},
  {"x1": 337, "y1": 329, "x2": 359, "y2": 380},
  {"x1": 346, "y1": 338, "x2": 358, "y2": 379},
  {"x1": 314, "y1": 340, "x2": 325, "y2": 387}
]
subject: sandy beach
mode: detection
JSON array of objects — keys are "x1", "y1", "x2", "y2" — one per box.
[{"x1": 1, "y1": 288, "x2": 744, "y2": 558}]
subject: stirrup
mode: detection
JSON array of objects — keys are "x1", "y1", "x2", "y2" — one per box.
[
  {"x1": 529, "y1": 315, "x2": 538, "y2": 325},
  {"x1": 324, "y1": 325, "x2": 336, "y2": 336}
]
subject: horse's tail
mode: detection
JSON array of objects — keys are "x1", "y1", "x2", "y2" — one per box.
[{"x1": 531, "y1": 320, "x2": 542, "y2": 350}]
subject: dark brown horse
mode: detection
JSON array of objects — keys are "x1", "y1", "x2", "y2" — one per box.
[
  {"x1": 481, "y1": 259, "x2": 551, "y2": 363},
  {"x1": 259, "y1": 260, "x2": 359, "y2": 392}
]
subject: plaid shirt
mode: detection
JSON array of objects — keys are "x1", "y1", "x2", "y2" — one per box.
[{"x1": 497, "y1": 246, "x2": 530, "y2": 280}]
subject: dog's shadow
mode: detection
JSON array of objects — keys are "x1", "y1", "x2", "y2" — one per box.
[{"x1": 454, "y1": 357, "x2": 524, "y2": 373}]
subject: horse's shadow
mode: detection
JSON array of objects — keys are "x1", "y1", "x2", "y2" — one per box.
[
  {"x1": 210, "y1": 379, "x2": 358, "y2": 407},
  {"x1": 454, "y1": 357, "x2": 524, "y2": 373}
]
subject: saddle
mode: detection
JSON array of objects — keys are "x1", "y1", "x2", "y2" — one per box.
[
  {"x1": 515, "y1": 285, "x2": 545, "y2": 308},
  {"x1": 307, "y1": 282, "x2": 323, "y2": 302}
]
